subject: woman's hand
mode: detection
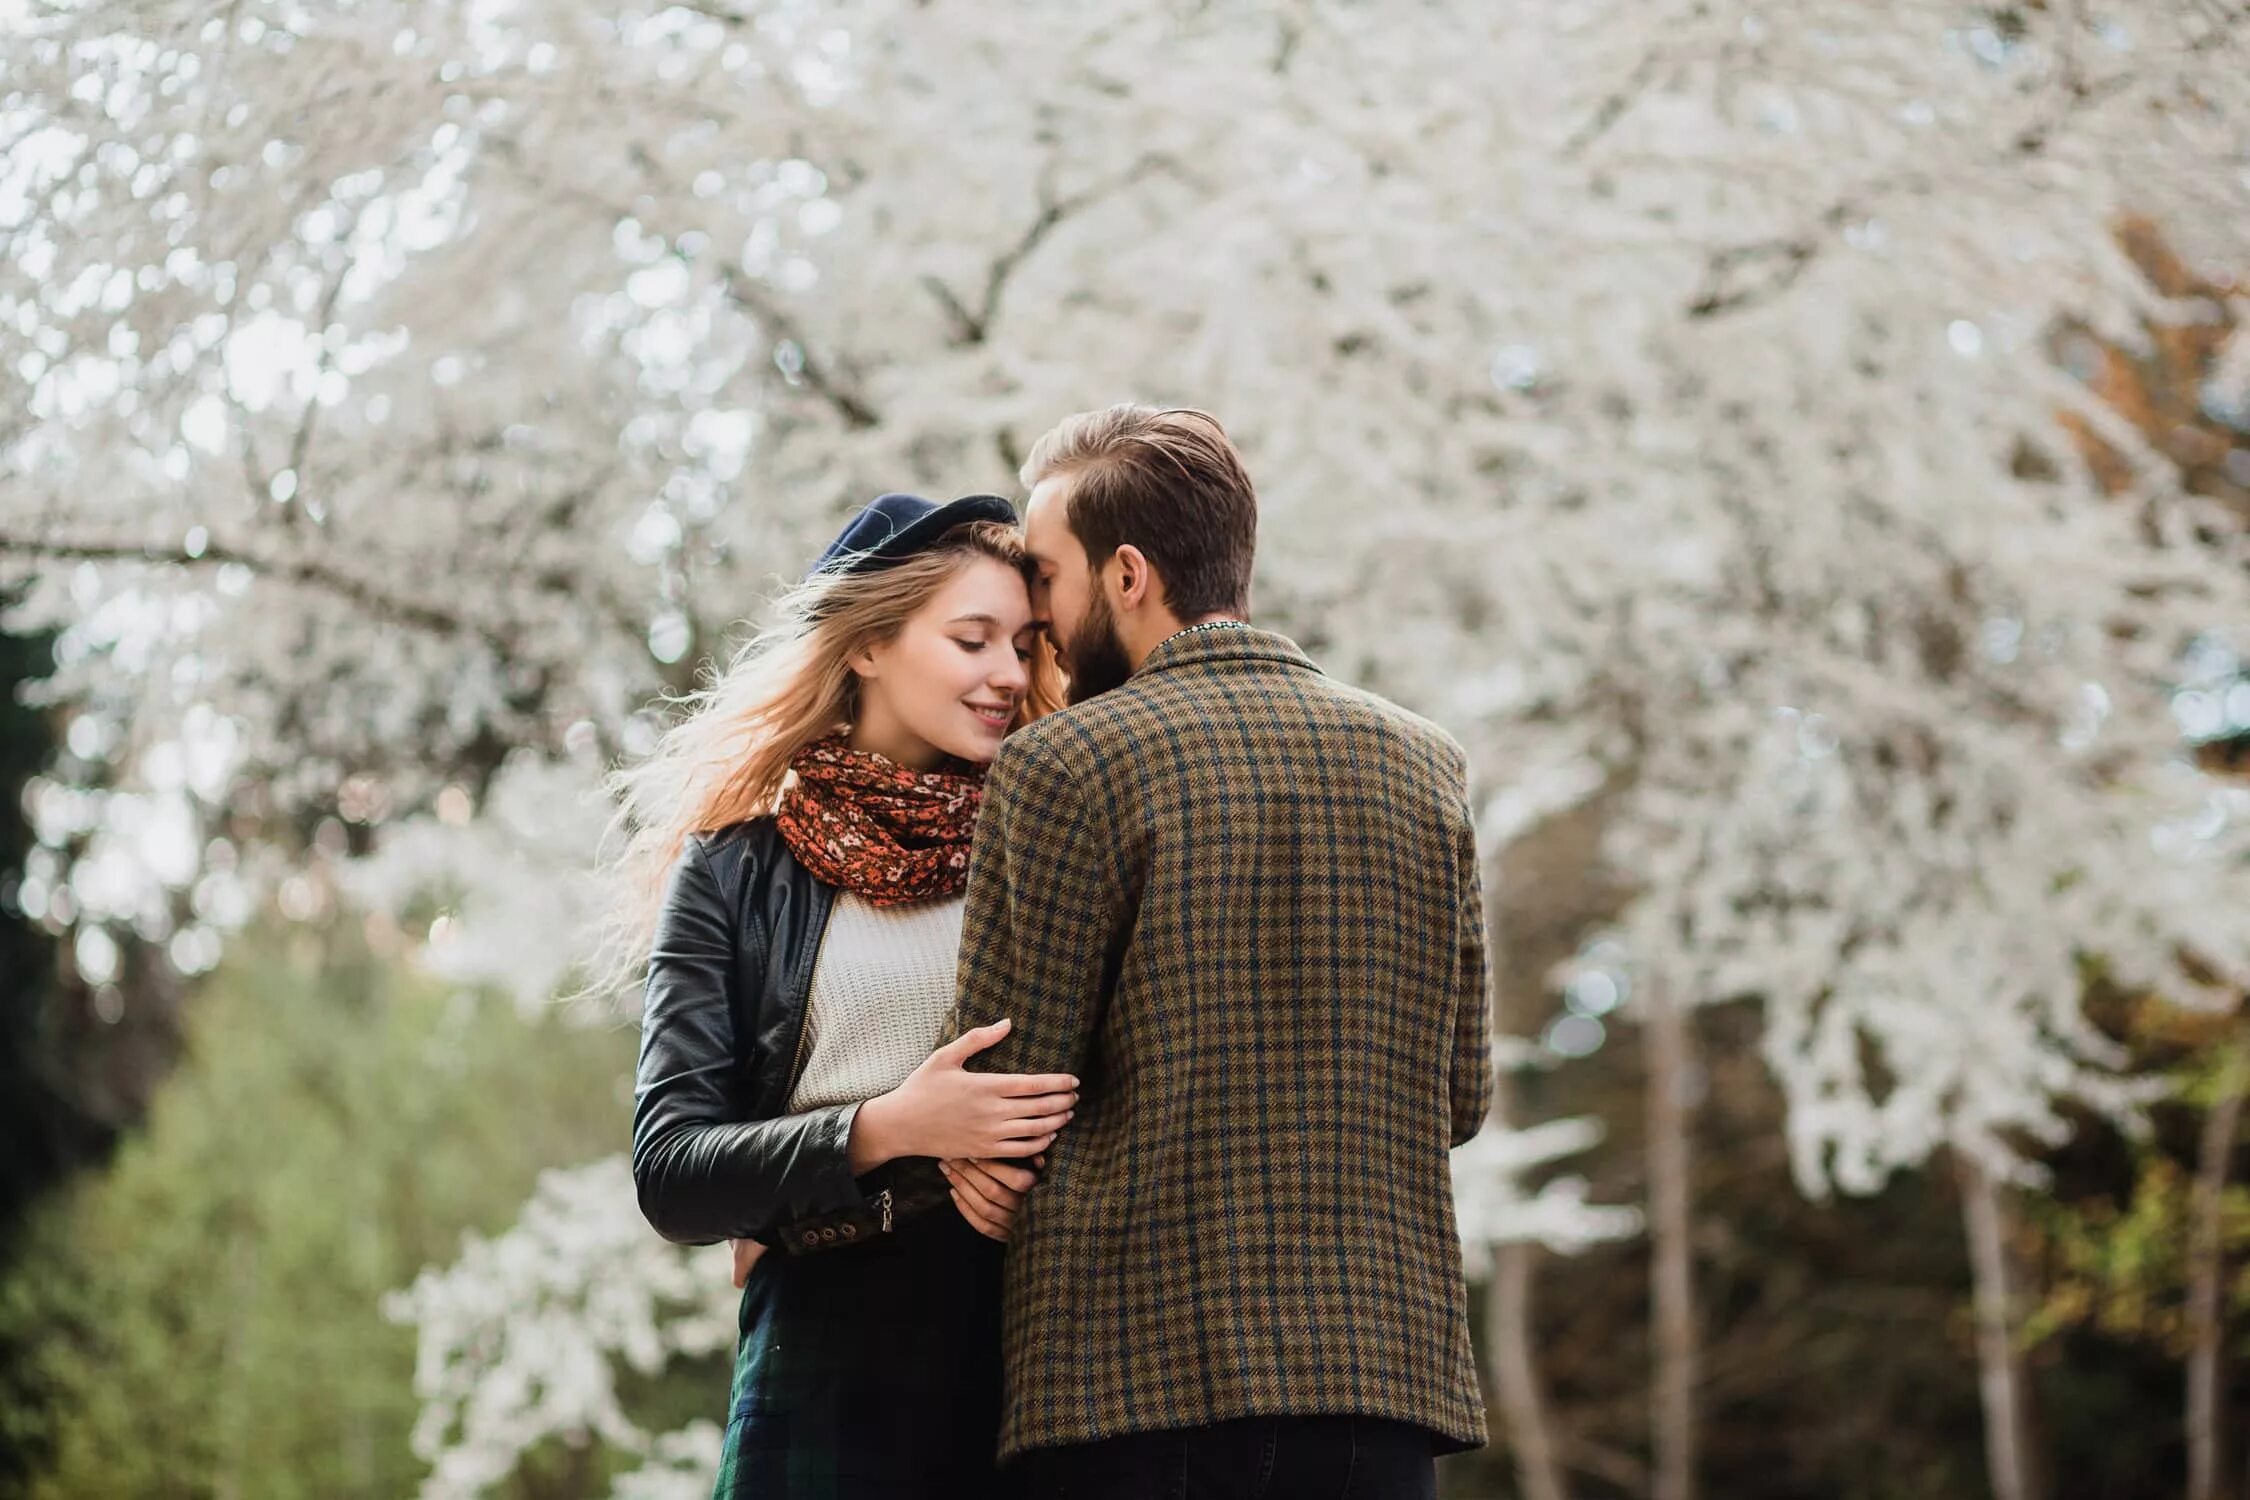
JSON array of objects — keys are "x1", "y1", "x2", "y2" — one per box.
[
  {"x1": 943, "y1": 1156, "x2": 1043, "y2": 1242},
  {"x1": 850, "y1": 1019, "x2": 1078, "y2": 1170}
]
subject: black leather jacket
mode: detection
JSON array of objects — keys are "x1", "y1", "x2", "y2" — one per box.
[{"x1": 631, "y1": 817, "x2": 882, "y2": 1247}]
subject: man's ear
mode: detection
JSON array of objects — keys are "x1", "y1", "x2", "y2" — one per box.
[{"x1": 1111, "y1": 545, "x2": 1154, "y2": 611}]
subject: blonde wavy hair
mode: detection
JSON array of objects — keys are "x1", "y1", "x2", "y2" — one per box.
[{"x1": 586, "y1": 519, "x2": 1061, "y2": 1000}]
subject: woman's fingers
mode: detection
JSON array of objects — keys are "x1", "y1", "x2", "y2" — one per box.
[
  {"x1": 931, "y1": 1017, "x2": 1012, "y2": 1065},
  {"x1": 992, "y1": 1088, "x2": 1076, "y2": 1117},
  {"x1": 1002, "y1": 1108, "x2": 1074, "y2": 1138},
  {"x1": 984, "y1": 1131, "x2": 1059, "y2": 1158},
  {"x1": 995, "y1": 1072, "x2": 1079, "y2": 1098}
]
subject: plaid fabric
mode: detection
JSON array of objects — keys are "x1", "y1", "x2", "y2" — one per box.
[
  {"x1": 956, "y1": 625, "x2": 1494, "y2": 1461},
  {"x1": 712, "y1": 1207, "x2": 1004, "y2": 1498}
]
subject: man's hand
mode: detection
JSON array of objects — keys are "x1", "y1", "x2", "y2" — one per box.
[
  {"x1": 942, "y1": 1155, "x2": 1045, "y2": 1242},
  {"x1": 729, "y1": 1237, "x2": 765, "y2": 1288}
]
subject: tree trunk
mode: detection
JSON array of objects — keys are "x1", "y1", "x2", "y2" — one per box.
[
  {"x1": 1490, "y1": 1241, "x2": 1570, "y2": 1500},
  {"x1": 1645, "y1": 976, "x2": 1697, "y2": 1500},
  {"x1": 2187, "y1": 1030, "x2": 2248, "y2": 1500},
  {"x1": 1959, "y1": 1153, "x2": 2037, "y2": 1500}
]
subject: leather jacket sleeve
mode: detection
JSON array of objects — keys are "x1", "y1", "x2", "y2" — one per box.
[{"x1": 630, "y1": 834, "x2": 870, "y2": 1246}]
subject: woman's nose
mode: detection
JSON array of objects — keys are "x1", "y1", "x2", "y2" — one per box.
[{"x1": 991, "y1": 652, "x2": 1028, "y2": 694}]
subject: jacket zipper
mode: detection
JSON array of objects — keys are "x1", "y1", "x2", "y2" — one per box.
[
  {"x1": 782, "y1": 889, "x2": 839, "y2": 1097},
  {"x1": 785, "y1": 1004, "x2": 815, "y2": 1096}
]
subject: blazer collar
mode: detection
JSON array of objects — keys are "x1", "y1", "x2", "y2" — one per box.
[{"x1": 1131, "y1": 622, "x2": 1323, "y2": 681}]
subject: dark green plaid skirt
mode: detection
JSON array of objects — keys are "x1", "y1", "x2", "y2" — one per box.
[{"x1": 713, "y1": 1205, "x2": 1005, "y2": 1499}]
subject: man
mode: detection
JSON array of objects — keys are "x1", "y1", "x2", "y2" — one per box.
[{"x1": 952, "y1": 404, "x2": 1494, "y2": 1498}]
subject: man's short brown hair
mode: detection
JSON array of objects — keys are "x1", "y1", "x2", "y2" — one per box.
[{"x1": 1019, "y1": 405, "x2": 1257, "y2": 619}]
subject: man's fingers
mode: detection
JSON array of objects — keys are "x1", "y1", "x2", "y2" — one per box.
[
  {"x1": 951, "y1": 1158, "x2": 1028, "y2": 1208},
  {"x1": 995, "y1": 1072, "x2": 1079, "y2": 1098},
  {"x1": 943, "y1": 1159, "x2": 1007, "y2": 1217},
  {"x1": 729, "y1": 1238, "x2": 762, "y2": 1289},
  {"x1": 934, "y1": 1018, "x2": 1012, "y2": 1063},
  {"x1": 971, "y1": 1159, "x2": 1039, "y2": 1194},
  {"x1": 952, "y1": 1188, "x2": 1008, "y2": 1242}
]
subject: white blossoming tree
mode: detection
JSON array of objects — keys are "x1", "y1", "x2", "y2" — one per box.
[
  {"x1": 381, "y1": 1157, "x2": 738, "y2": 1500},
  {"x1": 6, "y1": 1, "x2": 2250, "y2": 1496}
]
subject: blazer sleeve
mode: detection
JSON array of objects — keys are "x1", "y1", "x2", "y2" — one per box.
[
  {"x1": 1449, "y1": 765, "x2": 1497, "y2": 1148},
  {"x1": 630, "y1": 835, "x2": 871, "y2": 1245},
  {"x1": 953, "y1": 732, "x2": 1121, "y2": 1083}
]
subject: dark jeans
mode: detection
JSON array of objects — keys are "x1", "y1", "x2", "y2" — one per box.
[{"x1": 1009, "y1": 1414, "x2": 1439, "y2": 1500}]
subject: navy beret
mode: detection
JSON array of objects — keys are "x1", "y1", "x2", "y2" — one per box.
[{"x1": 805, "y1": 492, "x2": 1019, "y2": 582}]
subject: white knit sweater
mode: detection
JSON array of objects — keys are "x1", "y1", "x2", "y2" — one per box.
[{"x1": 785, "y1": 891, "x2": 965, "y2": 1113}]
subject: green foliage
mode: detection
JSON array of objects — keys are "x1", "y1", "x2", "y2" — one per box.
[
  {"x1": 2025, "y1": 1040, "x2": 2250, "y2": 1360},
  {"x1": 0, "y1": 608, "x2": 73, "y2": 1489},
  {"x1": 0, "y1": 610, "x2": 70, "y2": 1227},
  {"x1": 0, "y1": 924, "x2": 642, "y2": 1500}
]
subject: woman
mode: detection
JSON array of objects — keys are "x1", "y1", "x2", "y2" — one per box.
[{"x1": 607, "y1": 492, "x2": 1077, "y2": 1497}]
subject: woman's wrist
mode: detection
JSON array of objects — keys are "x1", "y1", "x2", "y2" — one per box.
[{"x1": 847, "y1": 1091, "x2": 904, "y2": 1174}]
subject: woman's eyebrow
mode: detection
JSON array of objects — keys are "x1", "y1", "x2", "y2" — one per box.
[{"x1": 947, "y1": 613, "x2": 1003, "y2": 626}]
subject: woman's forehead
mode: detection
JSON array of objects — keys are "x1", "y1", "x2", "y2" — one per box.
[{"x1": 926, "y1": 557, "x2": 1033, "y2": 628}]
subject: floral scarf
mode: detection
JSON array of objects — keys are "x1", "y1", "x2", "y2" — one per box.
[{"x1": 774, "y1": 734, "x2": 985, "y2": 905}]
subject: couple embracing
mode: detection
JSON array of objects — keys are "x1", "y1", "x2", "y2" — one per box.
[{"x1": 620, "y1": 404, "x2": 1494, "y2": 1499}]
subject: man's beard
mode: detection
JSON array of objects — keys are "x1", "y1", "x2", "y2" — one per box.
[{"x1": 1061, "y1": 591, "x2": 1135, "y2": 707}]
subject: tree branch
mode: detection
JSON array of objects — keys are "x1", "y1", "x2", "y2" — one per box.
[
  {"x1": 1683, "y1": 9, "x2": 2177, "y2": 326},
  {"x1": 1562, "y1": 46, "x2": 1664, "y2": 161},
  {"x1": 0, "y1": 529, "x2": 507, "y2": 648},
  {"x1": 1686, "y1": 235, "x2": 1818, "y2": 320},
  {"x1": 480, "y1": 130, "x2": 882, "y2": 431},
  {"x1": 662, "y1": 0, "x2": 752, "y2": 27},
  {"x1": 922, "y1": 154, "x2": 1183, "y2": 346},
  {"x1": 920, "y1": 275, "x2": 982, "y2": 346},
  {"x1": 714, "y1": 264, "x2": 881, "y2": 428},
  {"x1": 282, "y1": 251, "x2": 358, "y2": 514}
]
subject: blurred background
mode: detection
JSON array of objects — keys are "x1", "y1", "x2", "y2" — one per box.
[{"x1": 3, "y1": 2, "x2": 2250, "y2": 1497}]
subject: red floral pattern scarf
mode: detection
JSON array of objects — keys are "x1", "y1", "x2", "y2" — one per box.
[{"x1": 775, "y1": 735, "x2": 985, "y2": 905}]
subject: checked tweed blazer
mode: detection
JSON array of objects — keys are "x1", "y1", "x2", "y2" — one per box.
[{"x1": 956, "y1": 623, "x2": 1495, "y2": 1460}]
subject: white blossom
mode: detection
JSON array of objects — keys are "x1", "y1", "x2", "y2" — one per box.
[
  {"x1": 1453, "y1": 1118, "x2": 1646, "y2": 1264},
  {"x1": 381, "y1": 1156, "x2": 736, "y2": 1500},
  {"x1": 339, "y1": 752, "x2": 614, "y2": 1012}
]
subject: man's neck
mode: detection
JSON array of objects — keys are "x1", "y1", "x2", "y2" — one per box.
[{"x1": 1123, "y1": 611, "x2": 1248, "y2": 671}]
